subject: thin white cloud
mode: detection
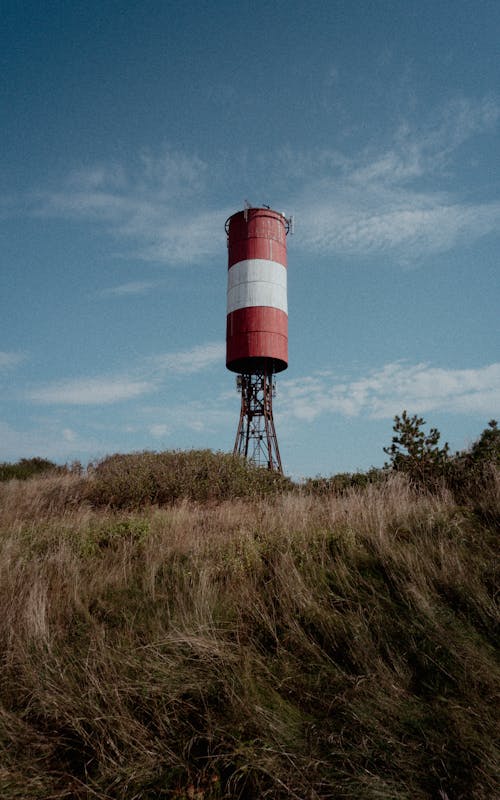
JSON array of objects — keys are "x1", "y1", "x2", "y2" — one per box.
[
  {"x1": 0, "y1": 421, "x2": 106, "y2": 461},
  {"x1": 281, "y1": 362, "x2": 500, "y2": 421},
  {"x1": 98, "y1": 280, "x2": 160, "y2": 297},
  {"x1": 111, "y1": 392, "x2": 232, "y2": 439},
  {"x1": 21, "y1": 94, "x2": 500, "y2": 266},
  {"x1": 138, "y1": 149, "x2": 208, "y2": 196},
  {"x1": 136, "y1": 208, "x2": 227, "y2": 264},
  {"x1": 33, "y1": 148, "x2": 228, "y2": 266},
  {"x1": 149, "y1": 423, "x2": 169, "y2": 438},
  {"x1": 37, "y1": 186, "x2": 227, "y2": 265},
  {"x1": 66, "y1": 164, "x2": 127, "y2": 191},
  {"x1": 297, "y1": 191, "x2": 500, "y2": 260},
  {"x1": 171, "y1": 402, "x2": 227, "y2": 432},
  {"x1": 150, "y1": 341, "x2": 225, "y2": 375},
  {"x1": 25, "y1": 341, "x2": 225, "y2": 406},
  {"x1": 0, "y1": 351, "x2": 25, "y2": 369},
  {"x1": 288, "y1": 96, "x2": 500, "y2": 261},
  {"x1": 28, "y1": 377, "x2": 154, "y2": 405},
  {"x1": 348, "y1": 96, "x2": 500, "y2": 186},
  {"x1": 418, "y1": 95, "x2": 500, "y2": 162}
]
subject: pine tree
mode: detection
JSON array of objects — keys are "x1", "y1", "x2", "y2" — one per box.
[{"x1": 384, "y1": 410, "x2": 450, "y2": 489}]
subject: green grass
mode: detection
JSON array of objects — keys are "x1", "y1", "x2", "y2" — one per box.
[{"x1": 0, "y1": 458, "x2": 498, "y2": 799}]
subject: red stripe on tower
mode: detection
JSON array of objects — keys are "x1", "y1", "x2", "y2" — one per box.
[{"x1": 225, "y1": 208, "x2": 289, "y2": 374}]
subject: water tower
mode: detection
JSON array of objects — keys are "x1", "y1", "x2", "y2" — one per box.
[{"x1": 225, "y1": 205, "x2": 291, "y2": 473}]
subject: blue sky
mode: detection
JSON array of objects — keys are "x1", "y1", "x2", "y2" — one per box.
[{"x1": 1, "y1": 0, "x2": 499, "y2": 478}]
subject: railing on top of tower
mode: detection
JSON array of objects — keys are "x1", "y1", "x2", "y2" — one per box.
[{"x1": 224, "y1": 207, "x2": 294, "y2": 236}]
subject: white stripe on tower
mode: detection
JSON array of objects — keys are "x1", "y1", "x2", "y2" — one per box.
[{"x1": 227, "y1": 259, "x2": 288, "y2": 315}]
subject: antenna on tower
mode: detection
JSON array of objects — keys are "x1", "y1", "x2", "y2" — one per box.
[
  {"x1": 280, "y1": 212, "x2": 294, "y2": 235},
  {"x1": 243, "y1": 199, "x2": 251, "y2": 222}
]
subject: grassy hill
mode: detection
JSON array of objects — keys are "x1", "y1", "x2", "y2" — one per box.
[{"x1": 0, "y1": 454, "x2": 498, "y2": 799}]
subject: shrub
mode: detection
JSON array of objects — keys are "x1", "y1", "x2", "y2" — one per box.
[
  {"x1": 466, "y1": 419, "x2": 499, "y2": 466},
  {"x1": 383, "y1": 414, "x2": 499, "y2": 521},
  {"x1": 0, "y1": 457, "x2": 61, "y2": 482},
  {"x1": 448, "y1": 420, "x2": 500, "y2": 518},
  {"x1": 303, "y1": 467, "x2": 386, "y2": 495},
  {"x1": 86, "y1": 449, "x2": 292, "y2": 508}
]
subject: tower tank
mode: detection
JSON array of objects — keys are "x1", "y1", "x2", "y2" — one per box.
[{"x1": 225, "y1": 207, "x2": 288, "y2": 374}]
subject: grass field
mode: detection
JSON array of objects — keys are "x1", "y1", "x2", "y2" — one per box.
[{"x1": 0, "y1": 458, "x2": 498, "y2": 799}]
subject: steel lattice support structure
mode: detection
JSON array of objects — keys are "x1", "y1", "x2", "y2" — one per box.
[{"x1": 233, "y1": 369, "x2": 283, "y2": 473}]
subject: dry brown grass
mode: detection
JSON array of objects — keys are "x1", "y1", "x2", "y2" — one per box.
[{"x1": 0, "y1": 471, "x2": 498, "y2": 798}]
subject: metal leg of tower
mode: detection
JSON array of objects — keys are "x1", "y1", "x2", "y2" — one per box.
[{"x1": 233, "y1": 371, "x2": 283, "y2": 473}]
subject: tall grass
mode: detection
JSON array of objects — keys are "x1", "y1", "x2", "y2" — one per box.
[{"x1": 0, "y1": 466, "x2": 498, "y2": 799}]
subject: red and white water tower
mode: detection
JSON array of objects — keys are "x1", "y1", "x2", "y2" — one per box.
[{"x1": 225, "y1": 205, "x2": 291, "y2": 472}]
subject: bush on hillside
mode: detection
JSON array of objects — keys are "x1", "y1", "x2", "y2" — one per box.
[
  {"x1": 467, "y1": 419, "x2": 500, "y2": 464},
  {"x1": 448, "y1": 420, "x2": 500, "y2": 516},
  {"x1": 303, "y1": 466, "x2": 386, "y2": 495},
  {"x1": 383, "y1": 413, "x2": 499, "y2": 521},
  {"x1": 0, "y1": 457, "x2": 61, "y2": 482},
  {"x1": 86, "y1": 449, "x2": 292, "y2": 508}
]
